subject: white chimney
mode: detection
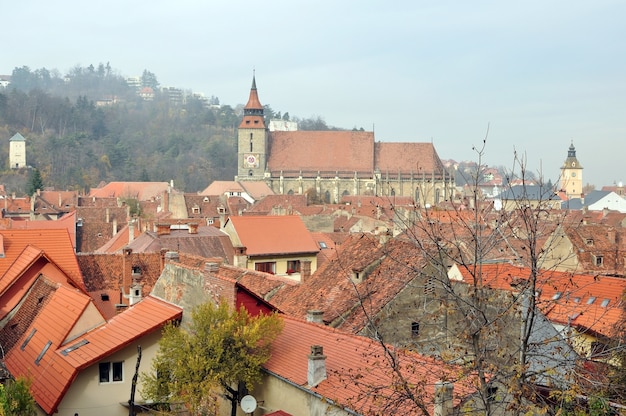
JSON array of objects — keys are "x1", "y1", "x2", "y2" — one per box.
[
  {"x1": 307, "y1": 345, "x2": 327, "y2": 387},
  {"x1": 434, "y1": 381, "x2": 453, "y2": 416}
]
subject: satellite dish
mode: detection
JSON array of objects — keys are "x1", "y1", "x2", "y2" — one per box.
[{"x1": 240, "y1": 395, "x2": 257, "y2": 413}]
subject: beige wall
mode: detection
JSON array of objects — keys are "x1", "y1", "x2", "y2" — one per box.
[{"x1": 52, "y1": 330, "x2": 161, "y2": 416}]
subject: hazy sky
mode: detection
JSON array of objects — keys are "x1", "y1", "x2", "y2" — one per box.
[{"x1": 5, "y1": 0, "x2": 626, "y2": 188}]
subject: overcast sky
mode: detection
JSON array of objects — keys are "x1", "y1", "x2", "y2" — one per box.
[{"x1": 5, "y1": 0, "x2": 626, "y2": 188}]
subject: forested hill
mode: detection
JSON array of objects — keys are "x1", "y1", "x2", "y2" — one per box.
[{"x1": 0, "y1": 64, "x2": 339, "y2": 195}]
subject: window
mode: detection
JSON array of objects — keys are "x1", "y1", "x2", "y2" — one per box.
[
  {"x1": 424, "y1": 277, "x2": 435, "y2": 296},
  {"x1": 601, "y1": 299, "x2": 610, "y2": 307},
  {"x1": 99, "y1": 361, "x2": 123, "y2": 383},
  {"x1": 287, "y1": 260, "x2": 301, "y2": 274},
  {"x1": 593, "y1": 255, "x2": 604, "y2": 266},
  {"x1": 411, "y1": 322, "x2": 420, "y2": 337},
  {"x1": 255, "y1": 262, "x2": 276, "y2": 274},
  {"x1": 319, "y1": 241, "x2": 327, "y2": 249},
  {"x1": 552, "y1": 292, "x2": 562, "y2": 300},
  {"x1": 587, "y1": 296, "x2": 596, "y2": 305},
  {"x1": 586, "y1": 238, "x2": 594, "y2": 246}
]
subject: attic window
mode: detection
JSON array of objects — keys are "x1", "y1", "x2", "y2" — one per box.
[
  {"x1": 587, "y1": 296, "x2": 596, "y2": 305},
  {"x1": 319, "y1": 241, "x2": 328, "y2": 249},
  {"x1": 411, "y1": 322, "x2": 420, "y2": 337},
  {"x1": 192, "y1": 206, "x2": 200, "y2": 214},
  {"x1": 203, "y1": 196, "x2": 210, "y2": 202},
  {"x1": 601, "y1": 299, "x2": 610, "y2": 307},
  {"x1": 35, "y1": 341, "x2": 52, "y2": 366},
  {"x1": 593, "y1": 255, "x2": 604, "y2": 266},
  {"x1": 101, "y1": 293, "x2": 110, "y2": 301},
  {"x1": 21, "y1": 328, "x2": 37, "y2": 350},
  {"x1": 61, "y1": 339, "x2": 89, "y2": 356},
  {"x1": 552, "y1": 292, "x2": 562, "y2": 300},
  {"x1": 586, "y1": 238, "x2": 594, "y2": 246}
]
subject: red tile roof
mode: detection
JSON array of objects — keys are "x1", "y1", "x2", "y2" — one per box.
[
  {"x1": 5, "y1": 294, "x2": 182, "y2": 414},
  {"x1": 450, "y1": 263, "x2": 626, "y2": 337},
  {"x1": 375, "y1": 142, "x2": 446, "y2": 176},
  {"x1": 226, "y1": 215, "x2": 319, "y2": 256},
  {"x1": 265, "y1": 316, "x2": 475, "y2": 415},
  {"x1": 268, "y1": 131, "x2": 375, "y2": 174},
  {"x1": 0, "y1": 229, "x2": 85, "y2": 291},
  {"x1": 88, "y1": 181, "x2": 171, "y2": 201}
]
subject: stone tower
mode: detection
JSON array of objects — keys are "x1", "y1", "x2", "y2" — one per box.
[
  {"x1": 236, "y1": 75, "x2": 267, "y2": 181},
  {"x1": 9, "y1": 133, "x2": 26, "y2": 169},
  {"x1": 560, "y1": 141, "x2": 583, "y2": 199}
]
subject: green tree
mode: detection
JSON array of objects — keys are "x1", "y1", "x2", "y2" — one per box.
[
  {"x1": 26, "y1": 168, "x2": 43, "y2": 196},
  {"x1": 0, "y1": 377, "x2": 37, "y2": 416},
  {"x1": 142, "y1": 301, "x2": 283, "y2": 416}
]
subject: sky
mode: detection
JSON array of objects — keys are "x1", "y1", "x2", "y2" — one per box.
[{"x1": 4, "y1": 0, "x2": 626, "y2": 188}]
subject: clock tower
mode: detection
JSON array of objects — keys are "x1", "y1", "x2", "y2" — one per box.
[
  {"x1": 560, "y1": 141, "x2": 583, "y2": 199},
  {"x1": 236, "y1": 75, "x2": 267, "y2": 181}
]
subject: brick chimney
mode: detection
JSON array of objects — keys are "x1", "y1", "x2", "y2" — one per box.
[
  {"x1": 156, "y1": 223, "x2": 171, "y2": 235},
  {"x1": 301, "y1": 260, "x2": 312, "y2": 282},
  {"x1": 307, "y1": 345, "x2": 327, "y2": 387},
  {"x1": 434, "y1": 381, "x2": 453, "y2": 416},
  {"x1": 188, "y1": 222, "x2": 199, "y2": 234}
]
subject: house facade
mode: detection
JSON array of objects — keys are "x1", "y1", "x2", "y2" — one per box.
[
  {"x1": 235, "y1": 76, "x2": 454, "y2": 206},
  {"x1": 222, "y1": 215, "x2": 319, "y2": 279}
]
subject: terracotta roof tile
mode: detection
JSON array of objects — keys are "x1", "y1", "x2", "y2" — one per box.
[
  {"x1": 5, "y1": 294, "x2": 181, "y2": 414},
  {"x1": 265, "y1": 316, "x2": 475, "y2": 414},
  {"x1": 0, "y1": 230, "x2": 84, "y2": 291},
  {"x1": 268, "y1": 131, "x2": 374, "y2": 174},
  {"x1": 88, "y1": 182, "x2": 171, "y2": 201},
  {"x1": 374, "y1": 142, "x2": 446, "y2": 175},
  {"x1": 226, "y1": 215, "x2": 319, "y2": 256}
]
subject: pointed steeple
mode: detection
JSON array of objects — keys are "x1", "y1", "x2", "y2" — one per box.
[
  {"x1": 239, "y1": 73, "x2": 265, "y2": 128},
  {"x1": 563, "y1": 140, "x2": 582, "y2": 168}
]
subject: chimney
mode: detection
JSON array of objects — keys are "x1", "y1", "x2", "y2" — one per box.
[
  {"x1": 59, "y1": 193, "x2": 62, "y2": 207},
  {"x1": 164, "y1": 251, "x2": 179, "y2": 263},
  {"x1": 306, "y1": 310, "x2": 324, "y2": 324},
  {"x1": 307, "y1": 345, "x2": 327, "y2": 387},
  {"x1": 205, "y1": 262, "x2": 219, "y2": 274},
  {"x1": 106, "y1": 208, "x2": 110, "y2": 223},
  {"x1": 234, "y1": 247, "x2": 248, "y2": 268},
  {"x1": 434, "y1": 381, "x2": 454, "y2": 416},
  {"x1": 188, "y1": 222, "x2": 199, "y2": 234},
  {"x1": 301, "y1": 260, "x2": 312, "y2": 282},
  {"x1": 608, "y1": 228, "x2": 616, "y2": 244},
  {"x1": 128, "y1": 221, "x2": 135, "y2": 243},
  {"x1": 156, "y1": 223, "x2": 171, "y2": 235},
  {"x1": 112, "y1": 218, "x2": 118, "y2": 235}
]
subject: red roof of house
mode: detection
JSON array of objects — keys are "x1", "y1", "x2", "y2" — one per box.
[
  {"x1": 5, "y1": 211, "x2": 78, "y2": 249},
  {"x1": 5, "y1": 294, "x2": 182, "y2": 414},
  {"x1": 0, "y1": 229, "x2": 84, "y2": 291},
  {"x1": 227, "y1": 215, "x2": 319, "y2": 256},
  {"x1": 450, "y1": 263, "x2": 626, "y2": 337},
  {"x1": 88, "y1": 181, "x2": 170, "y2": 201},
  {"x1": 265, "y1": 316, "x2": 475, "y2": 415}
]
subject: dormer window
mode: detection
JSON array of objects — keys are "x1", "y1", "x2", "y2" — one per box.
[
  {"x1": 586, "y1": 238, "x2": 594, "y2": 246},
  {"x1": 593, "y1": 254, "x2": 604, "y2": 266}
]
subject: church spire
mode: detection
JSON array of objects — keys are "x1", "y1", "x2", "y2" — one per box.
[{"x1": 239, "y1": 73, "x2": 265, "y2": 128}]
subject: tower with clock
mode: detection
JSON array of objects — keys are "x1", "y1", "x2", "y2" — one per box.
[
  {"x1": 236, "y1": 75, "x2": 268, "y2": 180},
  {"x1": 559, "y1": 141, "x2": 583, "y2": 200}
]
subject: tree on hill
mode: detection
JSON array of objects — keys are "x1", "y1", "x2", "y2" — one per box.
[
  {"x1": 141, "y1": 301, "x2": 283, "y2": 416},
  {"x1": 26, "y1": 168, "x2": 43, "y2": 196}
]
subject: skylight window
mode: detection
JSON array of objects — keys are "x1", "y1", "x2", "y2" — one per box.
[
  {"x1": 319, "y1": 241, "x2": 328, "y2": 249},
  {"x1": 552, "y1": 292, "x2": 562, "y2": 300},
  {"x1": 61, "y1": 340, "x2": 90, "y2": 356},
  {"x1": 21, "y1": 328, "x2": 37, "y2": 351},
  {"x1": 35, "y1": 341, "x2": 52, "y2": 366},
  {"x1": 587, "y1": 296, "x2": 596, "y2": 305},
  {"x1": 573, "y1": 297, "x2": 581, "y2": 303},
  {"x1": 601, "y1": 299, "x2": 610, "y2": 307}
]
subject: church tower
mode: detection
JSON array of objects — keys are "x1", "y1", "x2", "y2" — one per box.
[
  {"x1": 236, "y1": 75, "x2": 267, "y2": 181},
  {"x1": 560, "y1": 141, "x2": 583, "y2": 199}
]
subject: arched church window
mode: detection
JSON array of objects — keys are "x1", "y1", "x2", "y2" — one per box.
[
  {"x1": 250, "y1": 133, "x2": 253, "y2": 152},
  {"x1": 324, "y1": 190, "x2": 331, "y2": 203}
]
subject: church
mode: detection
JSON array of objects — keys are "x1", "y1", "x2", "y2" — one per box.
[{"x1": 235, "y1": 76, "x2": 453, "y2": 206}]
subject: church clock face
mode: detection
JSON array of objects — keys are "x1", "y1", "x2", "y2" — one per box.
[{"x1": 245, "y1": 154, "x2": 258, "y2": 168}]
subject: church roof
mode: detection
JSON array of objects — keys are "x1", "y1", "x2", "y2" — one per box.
[
  {"x1": 268, "y1": 130, "x2": 374, "y2": 174},
  {"x1": 374, "y1": 142, "x2": 445, "y2": 175}
]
